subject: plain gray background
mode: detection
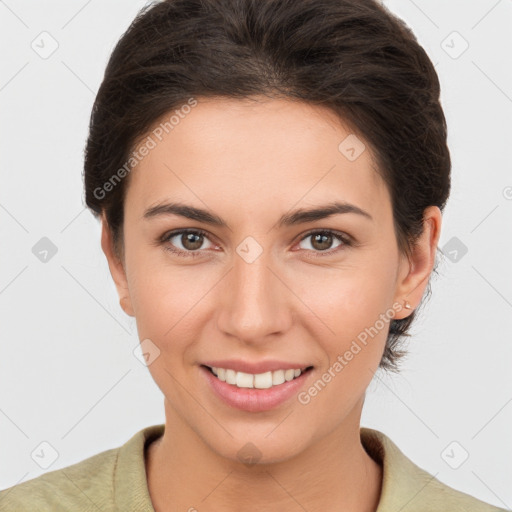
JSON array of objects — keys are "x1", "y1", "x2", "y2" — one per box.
[{"x1": 1, "y1": 0, "x2": 511, "y2": 507}]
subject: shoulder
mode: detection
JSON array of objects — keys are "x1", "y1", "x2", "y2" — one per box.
[
  {"x1": 361, "y1": 427, "x2": 508, "y2": 512},
  {"x1": 0, "y1": 445, "x2": 119, "y2": 511},
  {"x1": 0, "y1": 424, "x2": 164, "y2": 512}
]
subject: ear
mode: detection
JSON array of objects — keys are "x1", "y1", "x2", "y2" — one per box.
[
  {"x1": 100, "y1": 214, "x2": 135, "y2": 317},
  {"x1": 392, "y1": 206, "x2": 442, "y2": 320}
]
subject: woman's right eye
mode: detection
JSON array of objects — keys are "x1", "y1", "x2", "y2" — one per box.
[{"x1": 161, "y1": 229, "x2": 215, "y2": 257}]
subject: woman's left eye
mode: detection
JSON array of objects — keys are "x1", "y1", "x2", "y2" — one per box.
[
  {"x1": 296, "y1": 230, "x2": 352, "y2": 256},
  {"x1": 160, "y1": 229, "x2": 351, "y2": 258}
]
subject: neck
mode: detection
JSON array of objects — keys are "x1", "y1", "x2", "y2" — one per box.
[{"x1": 146, "y1": 399, "x2": 382, "y2": 512}]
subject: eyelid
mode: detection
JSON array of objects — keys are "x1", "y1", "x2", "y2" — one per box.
[{"x1": 297, "y1": 228, "x2": 352, "y2": 244}]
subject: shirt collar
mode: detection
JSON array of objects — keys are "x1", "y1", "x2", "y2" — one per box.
[
  {"x1": 361, "y1": 426, "x2": 443, "y2": 510},
  {"x1": 114, "y1": 424, "x2": 164, "y2": 511}
]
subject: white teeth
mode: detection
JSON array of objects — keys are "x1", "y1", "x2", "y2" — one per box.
[
  {"x1": 254, "y1": 371, "x2": 273, "y2": 389},
  {"x1": 225, "y1": 369, "x2": 237, "y2": 385},
  {"x1": 209, "y1": 366, "x2": 307, "y2": 389},
  {"x1": 236, "y1": 371, "x2": 254, "y2": 388},
  {"x1": 272, "y1": 370, "x2": 285, "y2": 385},
  {"x1": 284, "y1": 369, "x2": 295, "y2": 381}
]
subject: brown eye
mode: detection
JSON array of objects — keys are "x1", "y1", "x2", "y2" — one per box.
[
  {"x1": 179, "y1": 232, "x2": 204, "y2": 251},
  {"x1": 162, "y1": 229, "x2": 214, "y2": 256},
  {"x1": 297, "y1": 230, "x2": 351, "y2": 255},
  {"x1": 311, "y1": 232, "x2": 335, "y2": 251}
]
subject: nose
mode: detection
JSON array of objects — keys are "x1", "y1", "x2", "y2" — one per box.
[{"x1": 215, "y1": 246, "x2": 293, "y2": 345}]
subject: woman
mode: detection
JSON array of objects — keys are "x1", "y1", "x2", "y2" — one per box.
[{"x1": 0, "y1": 0, "x2": 506, "y2": 510}]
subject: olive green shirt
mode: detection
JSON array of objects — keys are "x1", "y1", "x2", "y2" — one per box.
[{"x1": 0, "y1": 424, "x2": 506, "y2": 511}]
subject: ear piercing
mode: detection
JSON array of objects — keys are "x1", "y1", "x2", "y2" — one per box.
[{"x1": 404, "y1": 300, "x2": 412, "y2": 310}]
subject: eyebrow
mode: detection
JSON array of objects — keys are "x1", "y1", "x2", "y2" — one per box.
[{"x1": 142, "y1": 201, "x2": 373, "y2": 228}]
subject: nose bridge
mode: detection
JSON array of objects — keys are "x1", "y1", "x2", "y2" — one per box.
[{"x1": 217, "y1": 242, "x2": 290, "y2": 341}]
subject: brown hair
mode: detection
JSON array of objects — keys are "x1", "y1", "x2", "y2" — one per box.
[{"x1": 83, "y1": 0, "x2": 451, "y2": 372}]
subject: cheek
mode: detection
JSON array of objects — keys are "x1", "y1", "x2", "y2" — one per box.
[
  {"x1": 297, "y1": 276, "x2": 391, "y2": 418},
  {"x1": 295, "y1": 258, "x2": 396, "y2": 335},
  {"x1": 292, "y1": 255, "x2": 397, "y2": 378},
  {"x1": 127, "y1": 255, "x2": 215, "y2": 350},
  {"x1": 127, "y1": 264, "x2": 208, "y2": 398}
]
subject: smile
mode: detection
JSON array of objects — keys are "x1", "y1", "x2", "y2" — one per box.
[{"x1": 206, "y1": 365, "x2": 312, "y2": 389}]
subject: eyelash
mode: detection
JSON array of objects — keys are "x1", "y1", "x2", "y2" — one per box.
[{"x1": 159, "y1": 228, "x2": 353, "y2": 259}]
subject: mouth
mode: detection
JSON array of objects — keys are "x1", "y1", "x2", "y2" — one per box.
[{"x1": 201, "y1": 364, "x2": 314, "y2": 390}]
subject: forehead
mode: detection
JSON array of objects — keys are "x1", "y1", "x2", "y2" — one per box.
[{"x1": 125, "y1": 96, "x2": 389, "y2": 222}]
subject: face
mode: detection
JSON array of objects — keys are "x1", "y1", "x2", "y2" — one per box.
[{"x1": 103, "y1": 96, "x2": 439, "y2": 464}]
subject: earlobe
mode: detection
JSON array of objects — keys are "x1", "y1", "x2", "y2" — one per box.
[
  {"x1": 100, "y1": 215, "x2": 135, "y2": 317},
  {"x1": 119, "y1": 296, "x2": 135, "y2": 317},
  {"x1": 393, "y1": 206, "x2": 442, "y2": 320}
]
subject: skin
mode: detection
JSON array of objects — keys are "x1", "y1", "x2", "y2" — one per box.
[{"x1": 101, "y1": 96, "x2": 441, "y2": 512}]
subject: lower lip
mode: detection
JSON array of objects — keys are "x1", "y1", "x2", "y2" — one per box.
[{"x1": 200, "y1": 365, "x2": 313, "y2": 413}]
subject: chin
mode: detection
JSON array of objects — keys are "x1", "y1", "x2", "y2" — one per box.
[{"x1": 205, "y1": 426, "x2": 313, "y2": 467}]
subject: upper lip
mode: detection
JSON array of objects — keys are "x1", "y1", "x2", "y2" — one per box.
[{"x1": 202, "y1": 359, "x2": 313, "y2": 374}]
